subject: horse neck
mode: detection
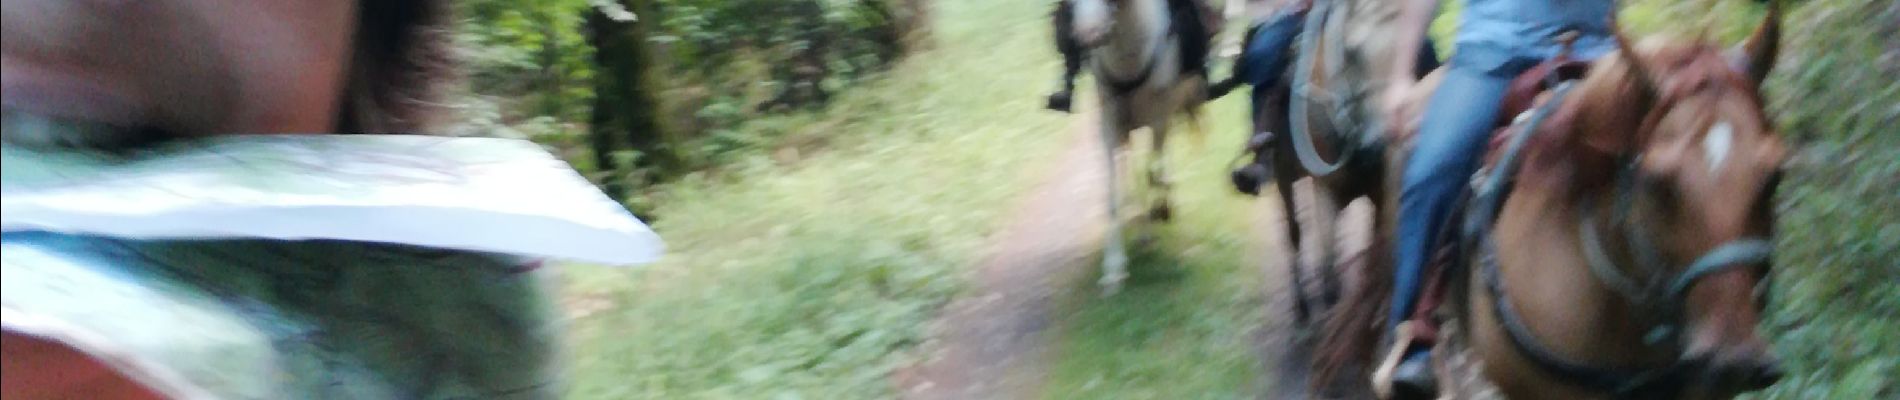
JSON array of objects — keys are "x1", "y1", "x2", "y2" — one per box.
[
  {"x1": 1492, "y1": 183, "x2": 1677, "y2": 367},
  {"x1": 1099, "y1": 0, "x2": 1170, "y2": 72}
]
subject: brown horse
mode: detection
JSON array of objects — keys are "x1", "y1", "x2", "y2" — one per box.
[{"x1": 1331, "y1": 6, "x2": 1790, "y2": 399}]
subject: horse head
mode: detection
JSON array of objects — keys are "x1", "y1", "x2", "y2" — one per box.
[{"x1": 1560, "y1": 4, "x2": 1788, "y2": 394}]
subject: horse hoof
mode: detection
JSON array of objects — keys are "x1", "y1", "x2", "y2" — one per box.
[
  {"x1": 1046, "y1": 92, "x2": 1074, "y2": 113},
  {"x1": 1100, "y1": 253, "x2": 1129, "y2": 295},
  {"x1": 1148, "y1": 203, "x2": 1172, "y2": 222},
  {"x1": 1099, "y1": 273, "x2": 1127, "y2": 296},
  {"x1": 1231, "y1": 164, "x2": 1269, "y2": 196}
]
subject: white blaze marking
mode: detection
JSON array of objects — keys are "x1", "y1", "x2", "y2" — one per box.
[{"x1": 1703, "y1": 121, "x2": 1735, "y2": 174}]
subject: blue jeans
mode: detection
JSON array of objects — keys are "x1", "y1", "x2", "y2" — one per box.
[
  {"x1": 1238, "y1": 10, "x2": 1439, "y2": 112},
  {"x1": 1390, "y1": 54, "x2": 1544, "y2": 330}
]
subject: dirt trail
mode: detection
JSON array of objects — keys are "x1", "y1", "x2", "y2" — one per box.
[
  {"x1": 895, "y1": 114, "x2": 1108, "y2": 400},
  {"x1": 897, "y1": 110, "x2": 1379, "y2": 399},
  {"x1": 1251, "y1": 182, "x2": 1378, "y2": 400}
]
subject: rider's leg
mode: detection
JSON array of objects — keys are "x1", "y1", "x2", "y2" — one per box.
[
  {"x1": 1222, "y1": 10, "x2": 1306, "y2": 192},
  {"x1": 1212, "y1": 10, "x2": 1303, "y2": 100},
  {"x1": 1386, "y1": 63, "x2": 1516, "y2": 396},
  {"x1": 1049, "y1": 0, "x2": 1085, "y2": 112},
  {"x1": 1393, "y1": 66, "x2": 1513, "y2": 335},
  {"x1": 1239, "y1": 9, "x2": 1305, "y2": 90}
]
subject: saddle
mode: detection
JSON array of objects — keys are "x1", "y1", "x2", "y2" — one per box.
[
  {"x1": 1403, "y1": 57, "x2": 1593, "y2": 339},
  {"x1": 1486, "y1": 59, "x2": 1592, "y2": 160}
]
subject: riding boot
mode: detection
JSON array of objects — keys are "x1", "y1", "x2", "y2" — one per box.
[
  {"x1": 1048, "y1": 0, "x2": 1081, "y2": 113},
  {"x1": 1047, "y1": 75, "x2": 1076, "y2": 113},
  {"x1": 1392, "y1": 349, "x2": 1438, "y2": 399},
  {"x1": 1374, "y1": 322, "x2": 1439, "y2": 400},
  {"x1": 1229, "y1": 131, "x2": 1276, "y2": 195}
]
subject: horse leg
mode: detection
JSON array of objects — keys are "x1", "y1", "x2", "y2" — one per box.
[
  {"x1": 1311, "y1": 182, "x2": 1343, "y2": 306},
  {"x1": 1100, "y1": 111, "x2": 1130, "y2": 295},
  {"x1": 1146, "y1": 123, "x2": 1172, "y2": 223},
  {"x1": 1275, "y1": 166, "x2": 1312, "y2": 324}
]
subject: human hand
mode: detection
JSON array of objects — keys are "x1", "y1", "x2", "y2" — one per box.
[{"x1": 1379, "y1": 80, "x2": 1413, "y2": 141}]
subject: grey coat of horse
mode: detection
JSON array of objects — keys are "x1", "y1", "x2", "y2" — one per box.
[{"x1": 1069, "y1": 0, "x2": 1216, "y2": 294}]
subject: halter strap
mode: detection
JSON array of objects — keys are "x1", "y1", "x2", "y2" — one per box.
[{"x1": 1667, "y1": 239, "x2": 1774, "y2": 298}]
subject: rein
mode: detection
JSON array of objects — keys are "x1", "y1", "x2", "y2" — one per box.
[
  {"x1": 1463, "y1": 76, "x2": 1775, "y2": 396},
  {"x1": 1286, "y1": 0, "x2": 1358, "y2": 177}
]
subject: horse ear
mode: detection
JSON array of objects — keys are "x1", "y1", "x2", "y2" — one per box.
[
  {"x1": 1733, "y1": 1, "x2": 1781, "y2": 87},
  {"x1": 1573, "y1": 19, "x2": 1663, "y2": 155},
  {"x1": 1611, "y1": 19, "x2": 1660, "y2": 105}
]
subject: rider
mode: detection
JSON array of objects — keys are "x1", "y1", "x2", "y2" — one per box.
[
  {"x1": 1220, "y1": 0, "x2": 1439, "y2": 192},
  {"x1": 1046, "y1": 0, "x2": 1224, "y2": 113},
  {"x1": 1378, "y1": 0, "x2": 1616, "y2": 396}
]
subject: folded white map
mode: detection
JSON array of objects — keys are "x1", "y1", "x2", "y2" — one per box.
[{"x1": 1, "y1": 134, "x2": 663, "y2": 265}]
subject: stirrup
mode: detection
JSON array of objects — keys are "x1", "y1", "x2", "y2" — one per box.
[{"x1": 1373, "y1": 321, "x2": 1429, "y2": 399}]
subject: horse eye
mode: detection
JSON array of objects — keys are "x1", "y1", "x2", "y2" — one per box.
[
  {"x1": 1638, "y1": 173, "x2": 1683, "y2": 213},
  {"x1": 1757, "y1": 168, "x2": 1785, "y2": 214}
]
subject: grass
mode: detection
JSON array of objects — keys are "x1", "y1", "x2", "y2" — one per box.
[
  {"x1": 557, "y1": 0, "x2": 1073, "y2": 398},
  {"x1": 1038, "y1": 97, "x2": 1273, "y2": 399}
]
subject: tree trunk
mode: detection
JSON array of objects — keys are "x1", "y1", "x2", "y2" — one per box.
[{"x1": 585, "y1": 0, "x2": 668, "y2": 202}]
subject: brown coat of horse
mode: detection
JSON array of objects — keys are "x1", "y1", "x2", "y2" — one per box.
[{"x1": 1356, "y1": 7, "x2": 1790, "y2": 399}]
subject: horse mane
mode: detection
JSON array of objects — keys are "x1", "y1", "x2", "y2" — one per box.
[{"x1": 1520, "y1": 36, "x2": 1767, "y2": 196}]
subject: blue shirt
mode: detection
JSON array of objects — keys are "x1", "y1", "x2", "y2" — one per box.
[{"x1": 1454, "y1": 0, "x2": 1617, "y2": 75}]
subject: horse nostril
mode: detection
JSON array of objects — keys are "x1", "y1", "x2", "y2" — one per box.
[{"x1": 1746, "y1": 359, "x2": 1785, "y2": 390}]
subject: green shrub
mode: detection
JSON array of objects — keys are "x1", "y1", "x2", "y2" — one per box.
[
  {"x1": 1754, "y1": 1, "x2": 1900, "y2": 397},
  {"x1": 455, "y1": 0, "x2": 930, "y2": 186}
]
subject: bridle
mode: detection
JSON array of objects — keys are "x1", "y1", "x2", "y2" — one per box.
[
  {"x1": 1092, "y1": 0, "x2": 1176, "y2": 96},
  {"x1": 1461, "y1": 70, "x2": 1775, "y2": 396}
]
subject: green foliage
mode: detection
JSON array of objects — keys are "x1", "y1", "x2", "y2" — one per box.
[
  {"x1": 558, "y1": 0, "x2": 1071, "y2": 397},
  {"x1": 460, "y1": 0, "x2": 598, "y2": 125},
  {"x1": 455, "y1": 0, "x2": 927, "y2": 187},
  {"x1": 646, "y1": 0, "x2": 918, "y2": 170},
  {"x1": 1751, "y1": 1, "x2": 1900, "y2": 397}
]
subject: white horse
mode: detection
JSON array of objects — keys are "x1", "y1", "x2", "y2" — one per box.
[{"x1": 1071, "y1": 0, "x2": 1213, "y2": 294}]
